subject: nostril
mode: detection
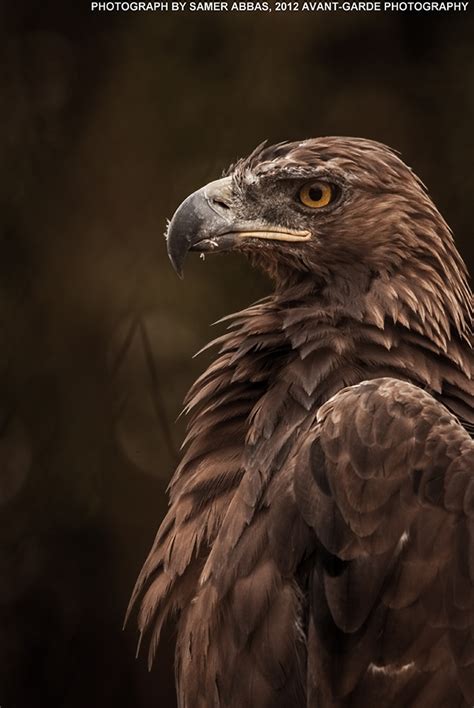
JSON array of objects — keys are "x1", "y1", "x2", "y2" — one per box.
[{"x1": 212, "y1": 199, "x2": 231, "y2": 210}]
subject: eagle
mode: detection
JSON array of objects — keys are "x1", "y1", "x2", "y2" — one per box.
[{"x1": 128, "y1": 137, "x2": 474, "y2": 707}]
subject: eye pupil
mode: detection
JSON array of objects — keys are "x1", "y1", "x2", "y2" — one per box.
[
  {"x1": 298, "y1": 181, "x2": 333, "y2": 208},
  {"x1": 309, "y1": 187, "x2": 323, "y2": 202}
]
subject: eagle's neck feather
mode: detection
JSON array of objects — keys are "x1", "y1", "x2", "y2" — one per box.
[{"x1": 175, "y1": 282, "x2": 472, "y2": 502}]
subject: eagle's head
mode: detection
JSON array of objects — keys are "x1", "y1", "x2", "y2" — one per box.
[{"x1": 166, "y1": 137, "x2": 470, "y2": 335}]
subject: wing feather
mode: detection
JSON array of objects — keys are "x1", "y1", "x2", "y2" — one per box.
[{"x1": 294, "y1": 376, "x2": 474, "y2": 705}]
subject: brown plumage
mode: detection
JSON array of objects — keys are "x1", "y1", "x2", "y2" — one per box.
[{"x1": 127, "y1": 137, "x2": 474, "y2": 706}]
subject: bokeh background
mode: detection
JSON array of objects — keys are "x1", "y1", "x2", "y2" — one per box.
[{"x1": 0, "y1": 1, "x2": 472, "y2": 706}]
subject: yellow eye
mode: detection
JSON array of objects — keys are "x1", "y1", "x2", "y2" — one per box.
[{"x1": 299, "y1": 181, "x2": 333, "y2": 208}]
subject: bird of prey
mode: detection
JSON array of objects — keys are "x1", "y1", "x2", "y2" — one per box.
[{"x1": 128, "y1": 137, "x2": 474, "y2": 707}]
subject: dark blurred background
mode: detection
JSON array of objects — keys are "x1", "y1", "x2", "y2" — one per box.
[{"x1": 0, "y1": 1, "x2": 472, "y2": 706}]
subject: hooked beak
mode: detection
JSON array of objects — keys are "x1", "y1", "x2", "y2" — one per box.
[{"x1": 165, "y1": 176, "x2": 311, "y2": 277}]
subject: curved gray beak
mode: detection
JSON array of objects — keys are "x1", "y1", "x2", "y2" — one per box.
[
  {"x1": 165, "y1": 176, "x2": 312, "y2": 277},
  {"x1": 166, "y1": 177, "x2": 235, "y2": 278}
]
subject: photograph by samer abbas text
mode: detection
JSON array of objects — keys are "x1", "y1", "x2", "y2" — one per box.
[{"x1": 90, "y1": 0, "x2": 470, "y2": 11}]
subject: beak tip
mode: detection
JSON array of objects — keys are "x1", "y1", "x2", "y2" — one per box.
[{"x1": 168, "y1": 254, "x2": 185, "y2": 279}]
